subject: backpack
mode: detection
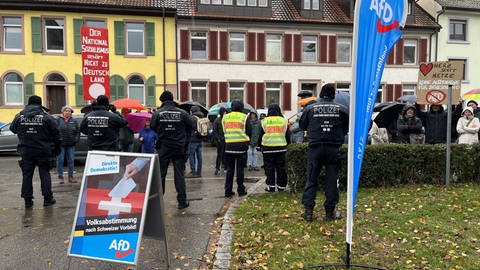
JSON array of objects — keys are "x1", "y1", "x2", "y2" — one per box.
[{"x1": 195, "y1": 116, "x2": 209, "y2": 137}]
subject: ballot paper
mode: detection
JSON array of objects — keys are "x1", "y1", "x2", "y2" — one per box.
[{"x1": 108, "y1": 177, "x2": 136, "y2": 198}]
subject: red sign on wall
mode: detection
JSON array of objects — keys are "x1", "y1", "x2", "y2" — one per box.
[{"x1": 81, "y1": 26, "x2": 110, "y2": 100}]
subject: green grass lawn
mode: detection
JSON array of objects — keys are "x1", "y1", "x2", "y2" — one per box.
[{"x1": 231, "y1": 184, "x2": 480, "y2": 269}]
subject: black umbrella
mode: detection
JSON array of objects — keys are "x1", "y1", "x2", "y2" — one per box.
[
  {"x1": 374, "y1": 103, "x2": 405, "y2": 128},
  {"x1": 397, "y1": 95, "x2": 416, "y2": 104},
  {"x1": 373, "y1": 102, "x2": 393, "y2": 112},
  {"x1": 178, "y1": 101, "x2": 209, "y2": 116},
  {"x1": 334, "y1": 91, "x2": 350, "y2": 113}
]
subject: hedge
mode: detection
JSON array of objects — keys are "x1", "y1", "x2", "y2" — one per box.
[{"x1": 286, "y1": 142, "x2": 480, "y2": 193}]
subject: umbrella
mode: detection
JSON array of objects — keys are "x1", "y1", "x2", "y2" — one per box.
[
  {"x1": 462, "y1": 89, "x2": 480, "y2": 101},
  {"x1": 374, "y1": 102, "x2": 393, "y2": 112},
  {"x1": 397, "y1": 95, "x2": 416, "y2": 104},
  {"x1": 208, "y1": 102, "x2": 255, "y2": 116},
  {"x1": 178, "y1": 101, "x2": 209, "y2": 116},
  {"x1": 297, "y1": 90, "x2": 314, "y2": 98},
  {"x1": 334, "y1": 91, "x2": 350, "y2": 110},
  {"x1": 374, "y1": 102, "x2": 405, "y2": 128},
  {"x1": 297, "y1": 97, "x2": 317, "y2": 106},
  {"x1": 124, "y1": 112, "x2": 152, "y2": 133},
  {"x1": 111, "y1": 98, "x2": 145, "y2": 111}
]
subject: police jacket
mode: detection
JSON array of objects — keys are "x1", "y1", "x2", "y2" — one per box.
[
  {"x1": 222, "y1": 111, "x2": 252, "y2": 154},
  {"x1": 10, "y1": 104, "x2": 61, "y2": 155},
  {"x1": 57, "y1": 116, "x2": 79, "y2": 147},
  {"x1": 80, "y1": 105, "x2": 128, "y2": 150},
  {"x1": 299, "y1": 99, "x2": 348, "y2": 146},
  {"x1": 150, "y1": 100, "x2": 193, "y2": 151}
]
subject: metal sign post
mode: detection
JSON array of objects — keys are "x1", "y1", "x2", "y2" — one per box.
[{"x1": 446, "y1": 85, "x2": 452, "y2": 186}]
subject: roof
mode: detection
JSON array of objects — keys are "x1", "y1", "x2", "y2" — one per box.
[
  {"x1": 436, "y1": 0, "x2": 480, "y2": 10},
  {"x1": 27, "y1": 0, "x2": 165, "y2": 8}
]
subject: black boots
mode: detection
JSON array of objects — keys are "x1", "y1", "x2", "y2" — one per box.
[
  {"x1": 178, "y1": 201, "x2": 190, "y2": 209},
  {"x1": 303, "y1": 208, "x2": 314, "y2": 222},
  {"x1": 43, "y1": 197, "x2": 56, "y2": 207},
  {"x1": 325, "y1": 210, "x2": 342, "y2": 221},
  {"x1": 25, "y1": 199, "x2": 34, "y2": 209}
]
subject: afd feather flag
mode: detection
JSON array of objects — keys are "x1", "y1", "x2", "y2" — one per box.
[{"x1": 347, "y1": 0, "x2": 407, "y2": 246}]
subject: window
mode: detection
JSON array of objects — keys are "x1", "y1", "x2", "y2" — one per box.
[
  {"x1": 224, "y1": 0, "x2": 233, "y2": 5},
  {"x1": 337, "y1": 37, "x2": 351, "y2": 63},
  {"x1": 4, "y1": 72, "x2": 23, "y2": 105},
  {"x1": 2, "y1": 17, "x2": 23, "y2": 52},
  {"x1": 300, "y1": 83, "x2": 318, "y2": 96},
  {"x1": 407, "y1": 1, "x2": 412, "y2": 15},
  {"x1": 449, "y1": 19, "x2": 466, "y2": 41},
  {"x1": 402, "y1": 84, "x2": 416, "y2": 96},
  {"x1": 85, "y1": 19, "x2": 106, "y2": 28},
  {"x1": 212, "y1": 0, "x2": 221, "y2": 4},
  {"x1": 128, "y1": 76, "x2": 145, "y2": 104},
  {"x1": 336, "y1": 83, "x2": 350, "y2": 92},
  {"x1": 375, "y1": 84, "x2": 383, "y2": 103},
  {"x1": 302, "y1": 35, "x2": 317, "y2": 63},
  {"x1": 44, "y1": 18, "x2": 64, "y2": 52},
  {"x1": 448, "y1": 58, "x2": 467, "y2": 81},
  {"x1": 266, "y1": 34, "x2": 281, "y2": 62},
  {"x1": 266, "y1": 82, "x2": 281, "y2": 105},
  {"x1": 200, "y1": 0, "x2": 210, "y2": 3},
  {"x1": 191, "y1": 31, "x2": 207, "y2": 60},
  {"x1": 191, "y1": 82, "x2": 207, "y2": 107},
  {"x1": 403, "y1": 39, "x2": 417, "y2": 64},
  {"x1": 46, "y1": 73, "x2": 65, "y2": 82},
  {"x1": 248, "y1": 0, "x2": 257, "y2": 6},
  {"x1": 126, "y1": 22, "x2": 144, "y2": 55},
  {"x1": 304, "y1": 0, "x2": 319, "y2": 10},
  {"x1": 229, "y1": 33, "x2": 245, "y2": 61},
  {"x1": 237, "y1": 0, "x2": 246, "y2": 6},
  {"x1": 229, "y1": 82, "x2": 244, "y2": 101},
  {"x1": 259, "y1": 0, "x2": 268, "y2": 7}
]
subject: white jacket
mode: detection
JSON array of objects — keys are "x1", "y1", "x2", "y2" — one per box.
[
  {"x1": 456, "y1": 116, "x2": 480, "y2": 144},
  {"x1": 369, "y1": 122, "x2": 389, "y2": 144}
]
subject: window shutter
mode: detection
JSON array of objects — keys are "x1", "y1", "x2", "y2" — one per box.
[
  {"x1": 209, "y1": 81, "x2": 219, "y2": 106},
  {"x1": 0, "y1": 77, "x2": 3, "y2": 105},
  {"x1": 31, "y1": 17, "x2": 42, "y2": 52},
  {"x1": 257, "y1": 33, "x2": 265, "y2": 62},
  {"x1": 23, "y1": 73, "x2": 35, "y2": 105},
  {"x1": 247, "y1": 82, "x2": 255, "y2": 107},
  {"x1": 385, "y1": 84, "x2": 394, "y2": 102},
  {"x1": 247, "y1": 32, "x2": 256, "y2": 62},
  {"x1": 110, "y1": 75, "x2": 125, "y2": 101},
  {"x1": 146, "y1": 76, "x2": 156, "y2": 106},
  {"x1": 219, "y1": 31, "x2": 229, "y2": 61},
  {"x1": 283, "y1": 34, "x2": 292, "y2": 62},
  {"x1": 209, "y1": 31, "x2": 218, "y2": 60},
  {"x1": 219, "y1": 82, "x2": 228, "y2": 103},
  {"x1": 179, "y1": 29, "x2": 190, "y2": 60},
  {"x1": 73, "y1": 19, "x2": 83, "y2": 54},
  {"x1": 395, "y1": 38, "x2": 404, "y2": 65},
  {"x1": 282, "y1": 82, "x2": 292, "y2": 111},
  {"x1": 293, "y1": 34, "x2": 302, "y2": 63},
  {"x1": 75, "y1": 74, "x2": 85, "y2": 106},
  {"x1": 255, "y1": 82, "x2": 265, "y2": 109},
  {"x1": 386, "y1": 50, "x2": 394, "y2": 65},
  {"x1": 114, "y1": 21, "x2": 125, "y2": 55},
  {"x1": 419, "y1": 38, "x2": 428, "y2": 63},
  {"x1": 328, "y1": 36, "x2": 337, "y2": 64},
  {"x1": 394, "y1": 84, "x2": 402, "y2": 101},
  {"x1": 179, "y1": 81, "x2": 189, "y2": 101},
  {"x1": 319, "y1": 35, "x2": 328, "y2": 63},
  {"x1": 145, "y1": 22, "x2": 155, "y2": 56}
]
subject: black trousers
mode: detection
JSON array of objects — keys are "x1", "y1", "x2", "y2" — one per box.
[
  {"x1": 301, "y1": 144, "x2": 340, "y2": 211},
  {"x1": 224, "y1": 153, "x2": 246, "y2": 195},
  {"x1": 215, "y1": 141, "x2": 225, "y2": 170},
  {"x1": 158, "y1": 146, "x2": 187, "y2": 204},
  {"x1": 19, "y1": 152, "x2": 53, "y2": 200},
  {"x1": 263, "y1": 152, "x2": 287, "y2": 189}
]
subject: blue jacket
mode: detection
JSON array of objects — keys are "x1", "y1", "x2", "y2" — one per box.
[{"x1": 139, "y1": 127, "x2": 157, "y2": 153}]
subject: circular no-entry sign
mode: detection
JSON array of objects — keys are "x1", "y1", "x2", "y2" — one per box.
[{"x1": 426, "y1": 90, "x2": 446, "y2": 104}]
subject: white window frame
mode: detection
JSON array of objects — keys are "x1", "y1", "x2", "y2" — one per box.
[
  {"x1": 2, "y1": 16, "x2": 23, "y2": 52},
  {"x1": 376, "y1": 84, "x2": 384, "y2": 103},
  {"x1": 126, "y1": 22, "x2": 145, "y2": 56},
  {"x1": 229, "y1": 32, "x2": 245, "y2": 61},
  {"x1": 337, "y1": 37, "x2": 351, "y2": 64},
  {"x1": 403, "y1": 39, "x2": 417, "y2": 65},
  {"x1": 407, "y1": 1, "x2": 412, "y2": 15},
  {"x1": 247, "y1": 0, "x2": 257, "y2": 6},
  {"x1": 449, "y1": 18, "x2": 467, "y2": 42},
  {"x1": 190, "y1": 31, "x2": 208, "y2": 60},
  {"x1": 4, "y1": 73, "x2": 24, "y2": 105},
  {"x1": 212, "y1": 0, "x2": 221, "y2": 4},
  {"x1": 402, "y1": 84, "x2": 416, "y2": 97},
  {"x1": 258, "y1": 0, "x2": 268, "y2": 7},
  {"x1": 304, "y1": 0, "x2": 319, "y2": 10},
  {"x1": 302, "y1": 35, "x2": 317, "y2": 63},
  {"x1": 236, "y1": 0, "x2": 246, "y2": 6},
  {"x1": 127, "y1": 76, "x2": 145, "y2": 104},
  {"x1": 448, "y1": 57, "x2": 468, "y2": 82},
  {"x1": 229, "y1": 82, "x2": 245, "y2": 101},
  {"x1": 191, "y1": 81, "x2": 208, "y2": 107},
  {"x1": 84, "y1": 19, "x2": 106, "y2": 29},
  {"x1": 336, "y1": 82, "x2": 350, "y2": 93},
  {"x1": 44, "y1": 18, "x2": 65, "y2": 53},
  {"x1": 266, "y1": 34, "x2": 281, "y2": 62},
  {"x1": 200, "y1": 0, "x2": 210, "y2": 3},
  {"x1": 265, "y1": 82, "x2": 281, "y2": 105},
  {"x1": 224, "y1": 0, "x2": 233, "y2": 5}
]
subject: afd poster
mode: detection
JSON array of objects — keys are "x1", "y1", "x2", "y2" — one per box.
[{"x1": 68, "y1": 152, "x2": 153, "y2": 265}]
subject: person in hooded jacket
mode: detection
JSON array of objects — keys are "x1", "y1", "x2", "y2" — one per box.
[
  {"x1": 247, "y1": 111, "x2": 260, "y2": 171},
  {"x1": 222, "y1": 100, "x2": 252, "y2": 197},
  {"x1": 186, "y1": 105, "x2": 205, "y2": 178},
  {"x1": 397, "y1": 105, "x2": 423, "y2": 144},
  {"x1": 466, "y1": 100, "x2": 480, "y2": 118},
  {"x1": 456, "y1": 107, "x2": 480, "y2": 145},
  {"x1": 56, "y1": 105, "x2": 79, "y2": 184},
  {"x1": 258, "y1": 104, "x2": 291, "y2": 192},
  {"x1": 300, "y1": 84, "x2": 348, "y2": 222},
  {"x1": 415, "y1": 103, "x2": 463, "y2": 144},
  {"x1": 151, "y1": 91, "x2": 193, "y2": 209},
  {"x1": 80, "y1": 95, "x2": 128, "y2": 150},
  {"x1": 213, "y1": 107, "x2": 227, "y2": 176},
  {"x1": 10, "y1": 95, "x2": 61, "y2": 208}
]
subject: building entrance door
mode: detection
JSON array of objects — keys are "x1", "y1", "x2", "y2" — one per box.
[{"x1": 46, "y1": 85, "x2": 66, "y2": 114}]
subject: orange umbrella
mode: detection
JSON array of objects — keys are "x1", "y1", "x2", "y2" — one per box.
[
  {"x1": 111, "y1": 98, "x2": 145, "y2": 111},
  {"x1": 296, "y1": 96, "x2": 317, "y2": 106}
]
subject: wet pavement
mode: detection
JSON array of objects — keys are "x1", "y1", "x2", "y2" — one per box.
[{"x1": 0, "y1": 144, "x2": 264, "y2": 270}]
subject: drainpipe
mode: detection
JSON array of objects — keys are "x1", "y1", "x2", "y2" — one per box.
[
  {"x1": 162, "y1": 7, "x2": 167, "y2": 95},
  {"x1": 435, "y1": 6, "x2": 445, "y2": 61}
]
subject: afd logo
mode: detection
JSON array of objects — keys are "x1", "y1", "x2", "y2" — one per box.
[
  {"x1": 370, "y1": 0, "x2": 399, "y2": 33},
  {"x1": 109, "y1": 239, "x2": 134, "y2": 258}
]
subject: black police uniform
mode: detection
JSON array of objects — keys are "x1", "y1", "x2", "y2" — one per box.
[
  {"x1": 80, "y1": 105, "x2": 128, "y2": 150},
  {"x1": 150, "y1": 100, "x2": 193, "y2": 208},
  {"x1": 300, "y1": 93, "x2": 348, "y2": 220},
  {"x1": 10, "y1": 104, "x2": 61, "y2": 206}
]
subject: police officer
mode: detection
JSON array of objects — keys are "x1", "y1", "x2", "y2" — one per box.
[
  {"x1": 222, "y1": 100, "x2": 252, "y2": 197},
  {"x1": 300, "y1": 84, "x2": 348, "y2": 222},
  {"x1": 80, "y1": 95, "x2": 128, "y2": 151},
  {"x1": 150, "y1": 91, "x2": 193, "y2": 209},
  {"x1": 259, "y1": 103, "x2": 290, "y2": 192},
  {"x1": 10, "y1": 95, "x2": 61, "y2": 208}
]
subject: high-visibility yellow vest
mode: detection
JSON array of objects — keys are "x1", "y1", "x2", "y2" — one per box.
[
  {"x1": 222, "y1": 111, "x2": 249, "y2": 143},
  {"x1": 261, "y1": 116, "x2": 287, "y2": 147}
]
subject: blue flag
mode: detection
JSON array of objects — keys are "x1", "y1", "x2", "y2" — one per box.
[{"x1": 347, "y1": 0, "x2": 407, "y2": 245}]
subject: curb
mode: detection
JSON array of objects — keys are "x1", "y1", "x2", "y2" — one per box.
[{"x1": 212, "y1": 177, "x2": 266, "y2": 270}]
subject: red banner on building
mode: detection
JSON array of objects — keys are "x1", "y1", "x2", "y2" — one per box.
[{"x1": 81, "y1": 26, "x2": 110, "y2": 100}]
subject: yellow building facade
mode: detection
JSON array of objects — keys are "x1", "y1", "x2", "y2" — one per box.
[{"x1": 0, "y1": 3, "x2": 177, "y2": 124}]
